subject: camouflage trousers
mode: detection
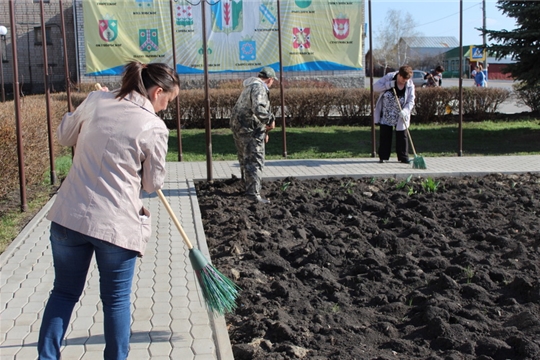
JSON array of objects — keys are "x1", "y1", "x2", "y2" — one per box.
[{"x1": 231, "y1": 121, "x2": 266, "y2": 198}]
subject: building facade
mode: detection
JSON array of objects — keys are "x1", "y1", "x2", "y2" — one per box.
[{"x1": 0, "y1": 0, "x2": 78, "y2": 95}]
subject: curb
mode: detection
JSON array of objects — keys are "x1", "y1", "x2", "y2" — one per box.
[
  {"x1": 189, "y1": 179, "x2": 235, "y2": 360},
  {"x1": 0, "y1": 195, "x2": 56, "y2": 268}
]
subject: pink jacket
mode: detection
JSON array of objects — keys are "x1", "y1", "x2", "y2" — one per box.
[{"x1": 46, "y1": 90, "x2": 169, "y2": 255}]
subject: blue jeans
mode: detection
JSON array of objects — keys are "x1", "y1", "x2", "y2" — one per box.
[{"x1": 38, "y1": 222, "x2": 138, "y2": 360}]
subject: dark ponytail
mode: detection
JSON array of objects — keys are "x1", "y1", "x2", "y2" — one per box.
[{"x1": 116, "y1": 61, "x2": 180, "y2": 100}]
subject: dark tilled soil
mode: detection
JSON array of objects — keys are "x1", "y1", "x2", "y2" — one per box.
[{"x1": 195, "y1": 173, "x2": 540, "y2": 360}]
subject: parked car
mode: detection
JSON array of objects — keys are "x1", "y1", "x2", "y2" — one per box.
[{"x1": 412, "y1": 70, "x2": 427, "y2": 88}]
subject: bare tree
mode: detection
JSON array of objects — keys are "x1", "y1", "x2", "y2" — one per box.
[{"x1": 374, "y1": 9, "x2": 422, "y2": 70}]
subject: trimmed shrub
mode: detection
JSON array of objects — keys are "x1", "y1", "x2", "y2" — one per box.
[
  {"x1": 0, "y1": 83, "x2": 520, "y2": 200},
  {"x1": 0, "y1": 95, "x2": 69, "y2": 198},
  {"x1": 513, "y1": 83, "x2": 540, "y2": 113}
]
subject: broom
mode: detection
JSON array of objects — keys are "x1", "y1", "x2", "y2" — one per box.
[
  {"x1": 156, "y1": 190, "x2": 240, "y2": 315},
  {"x1": 392, "y1": 88, "x2": 427, "y2": 169}
]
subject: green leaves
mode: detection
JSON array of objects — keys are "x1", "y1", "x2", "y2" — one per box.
[{"x1": 422, "y1": 177, "x2": 440, "y2": 193}]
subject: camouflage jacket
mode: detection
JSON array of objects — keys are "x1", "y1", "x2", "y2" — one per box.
[{"x1": 231, "y1": 77, "x2": 274, "y2": 133}]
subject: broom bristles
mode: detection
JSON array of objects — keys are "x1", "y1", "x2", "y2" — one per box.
[
  {"x1": 189, "y1": 249, "x2": 240, "y2": 315},
  {"x1": 196, "y1": 265, "x2": 241, "y2": 315},
  {"x1": 412, "y1": 155, "x2": 427, "y2": 169}
]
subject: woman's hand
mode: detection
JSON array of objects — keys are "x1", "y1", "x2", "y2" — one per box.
[{"x1": 95, "y1": 83, "x2": 109, "y2": 92}]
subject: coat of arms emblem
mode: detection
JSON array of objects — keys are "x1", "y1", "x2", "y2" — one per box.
[
  {"x1": 293, "y1": 27, "x2": 310, "y2": 50},
  {"x1": 99, "y1": 19, "x2": 118, "y2": 42},
  {"x1": 139, "y1": 29, "x2": 159, "y2": 52},
  {"x1": 332, "y1": 16, "x2": 349, "y2": 40},
  {"x1": 239, "y1": 39, "x2": 256, "y2": 61},
  {"x1": 211, "y1": 0, "x2": 243, "y2": 34}
]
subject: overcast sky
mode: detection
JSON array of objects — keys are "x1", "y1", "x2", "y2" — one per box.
[{"x1": 365, "y1": 0, "x2": 517, "y2": 50}]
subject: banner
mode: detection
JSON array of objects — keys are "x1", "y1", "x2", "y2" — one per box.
[{"x1": 83, "y1": 0, "x2": 363, "y2": 75}]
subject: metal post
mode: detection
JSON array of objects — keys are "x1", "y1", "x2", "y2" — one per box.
[
  {"x1": 201, "y1": 0, "x2": 212, "y2": 181},
  {"x1": 277, "y1": 0, "x2": 287, "y2": 158},
  {"x1": 9, "y1": 0, "x2": 27, "y2": 212},
  {"x1": 458, "y1": 0, "x2": 463, "y2": 156},
  {"x1": 169, "y1": 0, "x2": 183, "y2": 161},
  {"x1": 368, "y1": 0, "x2": 376, "y2": 157},
  {"x1": 40, "y1": 0, "x2": 56, "y2": 185},
  {"x1": 59, "y1": 0, "x2": 72, "y2": 112},
  {"x1": 482, "y1": 0, "x2": 488, "y2": 80},
  {"x1": 0, "y1": 26, "x2": 6, "y2": 103}
]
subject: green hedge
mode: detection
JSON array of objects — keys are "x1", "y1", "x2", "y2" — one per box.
[{"x1": 160, "y1": 86, "x2": 513, "y2": 129}]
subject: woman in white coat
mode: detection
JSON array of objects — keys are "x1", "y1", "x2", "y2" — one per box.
[{"x1": 373, "y1": 65, "x2": 415, "y2": 163}]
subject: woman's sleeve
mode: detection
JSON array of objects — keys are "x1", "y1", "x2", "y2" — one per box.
[
  {"x1": 141, "y1": 127, "x2": 169, "y2": 194},
  {"x1": 56, "y1": 92, "x2": 94, "y2": 146},
  {"x1": 400, "y1": 87, "x2": 416, "y2": 128},
  {"x1": 404, "y1": 87, "x2": 416, "y2": 114},
  {"x1": 373, "y1": 73, "x2": 394, "y2": 93}
]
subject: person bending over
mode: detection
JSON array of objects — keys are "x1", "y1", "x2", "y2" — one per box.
[
  {"x1": 230, "y1": 66, "x2": 277, "y2": 204},
  {"x1": 38, "y1": 61, "x2": 180, "y2": 360},
  {"x1": 374, "y1": 65, "x2": 416, "y2": 164}
]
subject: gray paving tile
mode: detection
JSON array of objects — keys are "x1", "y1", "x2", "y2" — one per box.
[
  {"x1": 148, "y1": 341, "x2": 173, "y2": 357},
  {"x1": 60, "y1": 345, "x2": 85, "y2": 359},
  {"x1": 128, "y1": 348, "x2": 150, "y2": 357},
  {"x1": 65, "y1": 330, "x2": 90, "y2": 346},
  {"x1": 130, "y1": 320, "x2": 153, "y2": 333},
  {"x1": 3, "y1": 325, "x2": 31, "y2": 341},
  {"x1": 79, "y1": 348, "x2": 102, "y2": 359},
  {"x1": 13, "y1": 346, "x2": 37, "y2": 360}
]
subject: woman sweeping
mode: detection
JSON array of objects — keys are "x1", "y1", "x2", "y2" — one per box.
[
  {"x1": 37, "y1": 61, "x2": 180, "y2": 360},
  {"x1": 374, "y1": 65, "x2": 416, "y2": 164}
]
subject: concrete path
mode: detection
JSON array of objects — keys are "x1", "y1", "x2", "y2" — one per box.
[{"x1": 1, "y1": 155, "x2": 539, "y2": 359}]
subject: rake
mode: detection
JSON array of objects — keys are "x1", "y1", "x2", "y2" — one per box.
[
  {"x1": 392, "y1": 88, "x2": 427, "y2": 169},
  {"x1": 156, "y1": 189, "x2": 240, "y2": 315}
]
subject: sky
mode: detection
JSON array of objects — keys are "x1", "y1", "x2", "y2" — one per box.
[{"x1": 365, "y1": 0, "x2": 518, "y2": 50}]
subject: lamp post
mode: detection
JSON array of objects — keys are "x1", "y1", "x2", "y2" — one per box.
[{"x1": 0, "y1": 25, "x2": 7, "y2": 103}]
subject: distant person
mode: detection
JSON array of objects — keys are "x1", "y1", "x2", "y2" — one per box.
[
  {"x1": 374, "y1": 65, "x2": 415, "y2": 164},
  {"x1": 471, "y1": 65, "x2": 479, "y2": 85},
  {"x1": 425, "y1": 65, "x2": 444, "y2": 87},
  {"x1": 230, "y1": 66, "x2": 277, "y2": 204},
  {"x1": 38, "y1": 61, "x2": 180, "y2": 360},
  {"x1": 475, "y1": 64, "x2": 487, "y2": 87}
]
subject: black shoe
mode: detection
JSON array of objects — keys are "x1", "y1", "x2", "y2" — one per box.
[
  {"x1": 400, "y1": 159, "x2": 411, "y2": 164},
  {"x1": 379, "y1": 159, "x2": 385, "y2": 163}
]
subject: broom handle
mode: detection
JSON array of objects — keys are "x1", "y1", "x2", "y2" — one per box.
[
  {"x1": 156, "y1": 189, "x2": 194, "y2": 250},
  {"x1": 392, "y1": 87, "x2": 418, "y2": 157}
]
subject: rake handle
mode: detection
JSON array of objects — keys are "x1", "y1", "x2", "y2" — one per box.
[
  {"x1": 392, "y1": 87, "x2": 418, "y2": 157},
  {"x1": 156, "y1": 189, "x2": 194, "y2": 250}
]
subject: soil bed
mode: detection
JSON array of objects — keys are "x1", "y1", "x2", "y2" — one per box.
[{"x1": 195, "y1": 173, "x2": 540, "y2": 360}]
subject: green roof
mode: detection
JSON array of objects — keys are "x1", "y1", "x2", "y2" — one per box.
[{"x1": 443, "y1": 46, "x2": 475, "y2": 58}]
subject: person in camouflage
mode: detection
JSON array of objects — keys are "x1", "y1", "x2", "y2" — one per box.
[{"x1": 230, "y1": 67, "x2": 277, "y2": 204}]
